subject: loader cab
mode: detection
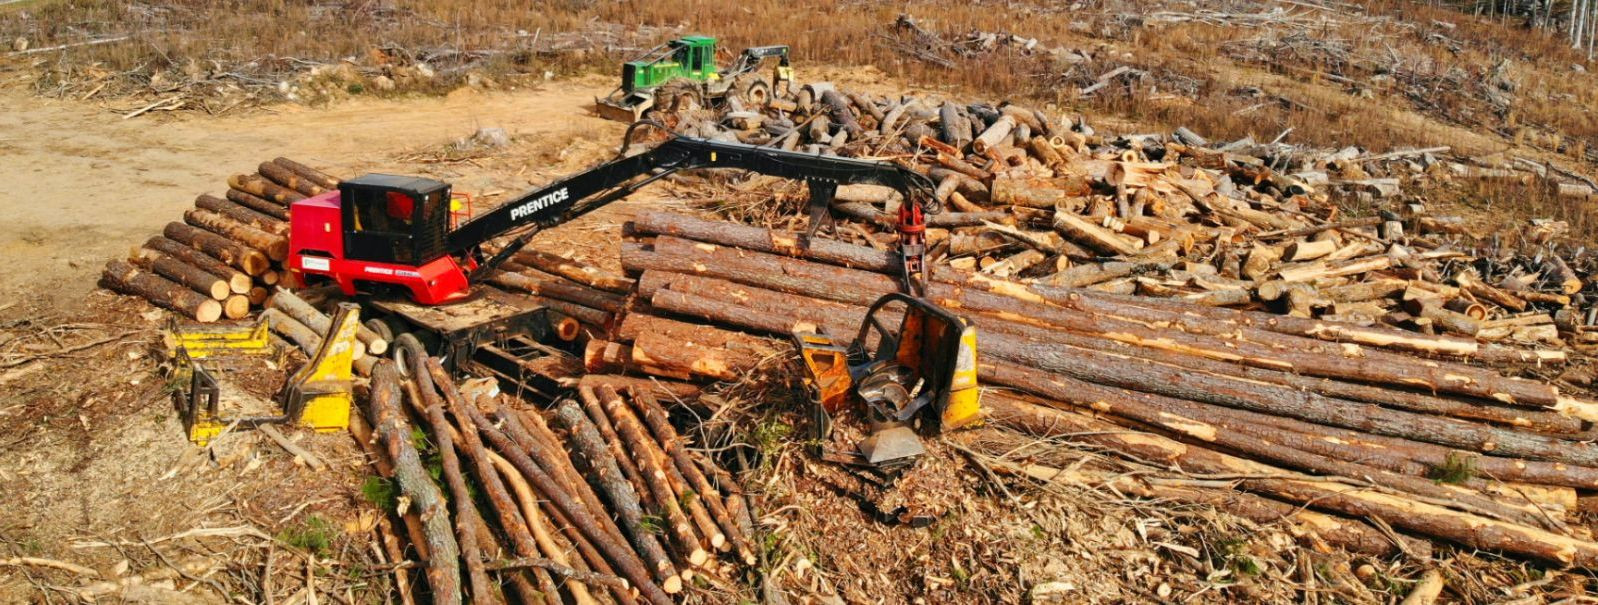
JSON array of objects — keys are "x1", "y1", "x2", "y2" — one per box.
[
  {"x1": 339, "y1": 175, "x2": 452, "y2": 266},
  {"x1": 674, "y1": 36, "x2": 719, "y2": 81}
]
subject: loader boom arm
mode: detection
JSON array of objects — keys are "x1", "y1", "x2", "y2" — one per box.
[{"x1": 445, "y1": 135, "x2": 936, "y2": 286}]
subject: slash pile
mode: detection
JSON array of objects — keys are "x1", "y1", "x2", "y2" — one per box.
[
  {"x1": 97, "y1": 158, "x2": 338, "y2": 322},
  {"x1": 588, "y1": 208, "x2": 1598, "y2": 567},
  {"x1": 659, "y1": 80, "x2": 1598, "y2": 352}
]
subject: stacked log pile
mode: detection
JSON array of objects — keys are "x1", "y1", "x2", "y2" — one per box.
[
  {"x1": 597, "y1": 210, "x2": 1598, "y2": 567},
  {"x1": 263, "y1": 316, "x2": 756, "y2": 603},
  {"x1": 658, "y1": 81, "x2": 1598, "y2": 351},
  {"x1": 97, "y1": 158, "x2": 338, "y2": 322}
]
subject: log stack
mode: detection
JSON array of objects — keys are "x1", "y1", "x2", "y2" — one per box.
[
  {"x1": 595, "y1": 210, "x2": 1598, "y2": 568},
  {"x1": 342, "y1": 350, "x2": 758, "y2": 604},
  {"x1": 99, "y1": 158, "x2": 340, "y2": 322},
  {"x1": 652, "y1": 80, "x2": 1598, "y2": 352}
]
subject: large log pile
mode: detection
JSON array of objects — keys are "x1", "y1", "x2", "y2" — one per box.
[
  {"x1": 598, "y1": 210, "x2": 1598, "y2": 567},
  {"x1": 98, "y1": 158, "x2": 339, "y2": 322},
  {"x1": 655, "y1": 81, "x2": 1598, "y2": 352}
]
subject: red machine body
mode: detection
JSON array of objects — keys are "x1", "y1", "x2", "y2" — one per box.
[{"x1": 286, "y1": 185, "x2": 475, "y2": 305}]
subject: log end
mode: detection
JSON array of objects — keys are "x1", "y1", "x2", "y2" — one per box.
[
  {"x1": 662, "y1": 575, "x2": 683, "y2": 594},
  {"x1": 196, "y1": 299, "x2": 223, "y2": 323},
  {"x1": 223, "y1": 295, "x2": 251, "y2": 320},
  {"x1": 228, "y1": 274, "x2": 252, "y2": 294}
]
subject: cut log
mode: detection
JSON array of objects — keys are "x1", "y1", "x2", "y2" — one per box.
[
  {"x1": 226, "y1": 188, "x2": 290, "y2": 220},
  {"x1": 629, "y1": 390, "x2": 758, "y2": 565},
  {"x1": 268, "y1": 289, "x2": 387, "y2": 355},
  {"x1": 259, "y1": 161, "x2": 326, "y2": 197},
  {"x1": 1283, "y1": 239, "x2": 1336, "y2": 261},
  {"x1": 1053, "y1": 212, "x2": 1141, "y2": 256},
  {"x1": 486, "y1": 269, "x2": 626, "y2": 313},
  {"x1": 129, "y1": 249, "x2": 229, "y2": 300},
  {"x1": 162, "y1": 222, "x2": 270, "y2": 275},
  {"x1": 367, "y1": 362, "x2": 461, "y2": 605},
  {"x1": 513, "y1": 250, "x2": 635, "y2": 294},
  {"x1": 632, "y1": 211, "x2": 897, "y2": 272},
  {"x1": 101, "y1": 260, "x2": 222, "y2": 322},
  {"x1": 221, "y1": 295, "x2": 250, "y2": 320},
  {"x1": 194, "y1": 194, "x2": 288, "y2": 236},
  {"x1": 183, "y1": 208, "x2": 288, "y2": 261},
  {"x1": 229, "y1": 174, "x2": 305, "y2": 204},
  {"x1": 143, "y1": 237, "x2": 252, "y2": 294},
  {"x1": 595, "y1": 385, "x2": 707, "y2": 567},
  {"x1": 273, "y1": 157, "x2": 341, "y2": 190}
]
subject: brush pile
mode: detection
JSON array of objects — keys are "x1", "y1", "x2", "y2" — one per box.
[
  {"x1": 96, "y1": 158, "x2": 338, "y2": 322},
  {"x1": 653, "y1": 79, "x2": 1598, "y2": 353}
]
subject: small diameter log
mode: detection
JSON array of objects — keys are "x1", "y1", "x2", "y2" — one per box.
[
  {"x1": 226, "y1": 188, "x2": 290, "y2": 220},
  {"x1": 269, "y1": 290, "x2": 387, "y2": 355},
  {"x1": 101, "y1": 260, "x2": 222, "y2": 322},
  {"x1": 1283, "y1": 239, "x2": 1337, "y2": 261},
  {"x1": 1547, "y1": 254, "x2": 1583, "y2": 295},
  {"x1": 429, "y1": 361, "x2": 673, "y2": 605},
  {"x1": 985, "y1": 394, "x2": 1423, "y2": 558},
  {"x1": 513, "y1": 250, "x2": 635, "y2": 294},
  {"x1": 596, "y1": 385, "x2": 708, "y2": 567},
  {"x1": 143, "y1": 236, "x2": 252, "y2": 294},
  {"x1": 577, "y1": 374, "x2": 700, "y2": 401},
  {"x1": 195, "y1": 194, "x2": 288, "y2": 236},
  {"x1": 262, "y1": 309, "x2": 337, "y2": 357},
  {"x1": 487, "y1": 451, "x2": 602, "y2": 605},
  {"x1": 273, "y1": 157, "x2": 341, "y2": 190},
  {"x1": 577, "y1": 387, "x2": 656, "y2": 510},
  {"x1": 623, "y1": 315, "x2": 777, "y2": 382},
  {"x1": 163, "y1": 222, "x2": 270, "y2": 276},
  {"x1": 1044, "y1": 262, "x2": 1137, "y2": 288},
  {"x1": 418, "y1": 399, "x2": 496, "y2": 603},
  {"x1": 259, "y1": 161, "x2": 326, "y2": 197},
  {"x1": 1053, "y1": 212, "x2": 1141, "y2": 256},
  {"x1": 229, "y1": 174, "x2": 305, "y2": 204},
  {"x1": 631, "y1": 211, "x2": 897, "y2": 272},
  {"x1": 487, "y1": 270, "x2": 626, "y2": 313},
  {"x1": 184, "y1": 208, "x2": 289, "y2": 261},
  {"x1": 553, "y1": 400, "x2": 680, "y2": 591},
  {"x1": 130, "y1": 249, "x2": 229, "y2": 300},
  {"x1": 367, "y1": 362, "x2": 461, "y2": 605},
  {"x1": 221, "y1": 295, "x2": 250, "y2": 320},
  {"x1": 630, "y1": 390, "x2": 758, "y2": 565}
]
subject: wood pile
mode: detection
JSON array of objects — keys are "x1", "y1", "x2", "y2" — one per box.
[
  {"x1": 658, "y1": 81, "x2": 1598, "y2": 352},
  {"x1": 586, "y1": 209, "x2": 1598, "y2": 567},
  {"x1": 97, "y1": 158, "x2": 339, "y2": 322},
  {"x1": 243, "y1": 299, "x2": 755, "y2": 604}
]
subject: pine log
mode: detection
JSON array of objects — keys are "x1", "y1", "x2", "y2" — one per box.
[
  {"x1": 101, "y1": 260, "x2": 222, "y2": 322},
  {"x1": 513, "y1": 250, "x2": 635, "y2": 294},
  {"x1": 143, "y1": 237, "x2": 252, "y2": 294},
  {"x1": 629, "y1": 390, "x2": 757, "y2": 565},
  {"x1": 195, "y1": 194, "x2": 288, "y2": 236},
  {"x1": 259, "y1": 161, "x2": 326, "y2": 197},
  {"x1": 184, "y1": 208, "x2": 288, "y2": 261},
  {"x1": 486, "y1": 271, "x2": 626, "y2": 313},
  {"x1": 163, "y1": 222, "x2": 270, "y2": 276},
  {"x1": 577, "y1": 374, "x2": 700, "y2": 401},
  {"x1": 419, "y1": 399, "x2": 496, "y2": 603},
  {"x1": 485, "y1": 426, "x2": 605, "y2": 605},
  {"x1": 621, "y1": 315, "x2": 777, "y2": 382},
  {"x1": 1053, "y1": 212, "x2": 1141, "y2": 256},
  {"x1": 1283, "y1": 239, "x2": 1337, "y2": 261},
  {"x1": 984, "y1": 393, "x2": 1598, "y2": 567},
  {"x1": 1548, "y1": 255, "x2": 1584, "y2": 295},
  {"x1": 1322, "y1": 279, "x2": 1407, "y2": 303},
  {"x1": 595, "y1": 385, "x2": 707, "y2": 566},
  {"x1": 632, "y1": 211, "x2": 897, "y2": 272},
  {"x1": 226, "y1": 188, "x2": 290, "y2": 220},
  {"x1": 553, "y1": 400, "x2": 679, "y2": 589},
  {"x1": 268, "y1": 290, "x2": 387, "y2": 355},
  {"x1": 129, "y1": 250, "x2": 229, "y2": 300},
  {"x1": 624, "y1": 238, "x2": 899, "y2": 307},
  {"x1": 1275, "y1": 255, "x2": 1394, "y2": 283},
  {"x1": 983, "y1": 362, "x2": 1551, "y2": 528},
  {"x1": 431, "y1": 362, "x2": 672, "y2": 605},
  {"x1": 1042, "y1": 261, "x2": 1137, "y2": 288},
  {"x1": 273, "y1": 157, "x2": 341, "y2": 190},
  {"x1": 367, "y1": 362, "x2": 461, "y2": 605},
  {"x1": 229, "y1": 174, "x2": 305, "y2": 204}
]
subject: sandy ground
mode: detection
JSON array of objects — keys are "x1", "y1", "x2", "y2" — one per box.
[{"x1": 0, "y1": 74, "x2": 628, "y2": 305}]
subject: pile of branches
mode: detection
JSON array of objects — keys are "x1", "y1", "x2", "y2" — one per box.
[{"x1": 655, "y1": 79, "x2": 1598, "y2": 354}]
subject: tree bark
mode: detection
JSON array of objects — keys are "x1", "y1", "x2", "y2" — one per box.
[
  {"x1": 631, "y1": 210, "x2": 898, "y2": 272},
  {"x1": 629, "y1": 390, "x2": 758, "y2": 565},
  {"x1": 268, "y1": 290, "x2": 387, "y2": 355},
  {"x1": 259, "y1": 161, "x2": 327, "y2": 197},
  {"x1": 162, "y1": 222, "x2": 270, "y2": 276},
  {"x1": 486, "y1": 270, "x2": 626, "y2": 313},
  {"x1": 229, "y1": 174, "x2": 305, "y2": 204},
  {"x1": 367, "y1": 362, "x2": 461, "y2": 605},
  {"x1": 101, "y1": 259, "x2": 222, "y2": 322}
]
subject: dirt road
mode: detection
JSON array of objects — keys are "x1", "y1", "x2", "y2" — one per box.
[{"x1": 0, "y1": 75, "x2": 625, "y2": 303}]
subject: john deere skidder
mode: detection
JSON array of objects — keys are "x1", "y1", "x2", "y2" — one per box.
[{"x1": 596, "y1": 36, "x2": 791, "y2": 122}]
